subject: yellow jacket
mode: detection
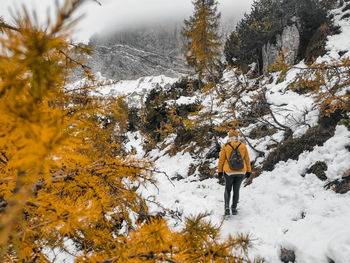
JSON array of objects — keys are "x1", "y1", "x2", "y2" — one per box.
[{"x1": 217, "y1": 141, "x2": 251, "y2": 174}]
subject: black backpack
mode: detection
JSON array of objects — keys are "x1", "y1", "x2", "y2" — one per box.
[{"x1": 225, "y1": 142, "x2": 244, "y2": 170}]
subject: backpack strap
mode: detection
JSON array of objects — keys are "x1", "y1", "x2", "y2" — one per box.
[
  {"x1": 235, "y1": 142, "x2": 241, "y2": 151},
  {"x1": 226, "y1": 142, "x2": 241, "y2": 151}
]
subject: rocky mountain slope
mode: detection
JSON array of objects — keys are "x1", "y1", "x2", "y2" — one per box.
[
  {"x1": 86, "y1": 43, "x2": 188, "y2": 80},
  {"x1": 87, "y1": 23, "x2": 190, "y2": 80}
]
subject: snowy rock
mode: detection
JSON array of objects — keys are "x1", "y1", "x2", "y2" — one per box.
[
  {"x1": 280, "y1": 248, "x2": 296, "y2": 263},
  {"x1": 262, "y1": 24, "x2": 300, "y2": 73}
]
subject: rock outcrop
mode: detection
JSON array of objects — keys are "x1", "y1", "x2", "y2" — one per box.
[{"x1": 262, "y1": 24, "x2": 300, "y2": 73}]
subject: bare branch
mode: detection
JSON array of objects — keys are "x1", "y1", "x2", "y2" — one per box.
[
  {"x1": 58, "y1": 49, "x2": 91, "y2": 72},
  {"x1": 262, "y1": 90, "x2": 292, "y2": 133},
  {"x1": 92, "y1": 0, "x2": 102, "y2": 5},
  {"x1": 238, "y1": 128, "x2": 265, "y2": 157},
  {"x1": 0, "y1": 17, "x2": 19, "y2": 32}
]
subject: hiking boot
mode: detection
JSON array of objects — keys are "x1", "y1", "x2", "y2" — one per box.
[
  {"x1": 231, "y1": 208, "x2": 238, "y2": 215},
  {"x1": 225, "y1": 209, "x2": 230, "y2": 216}
]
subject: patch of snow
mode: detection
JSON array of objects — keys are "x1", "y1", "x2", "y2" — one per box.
[
  {"x1": 43, "y1": 238, "x2": 79, "y2": 263},
  {"x1": 320, "y1": 7, "x2": 350, "y2": 62},
  {"x1": 327, "y1": 230, "x2": 350, "y2": 263},
  {"x1": 175, "y1": 96, "x2": 198, "y2": 105},
  {"x1": 152, "y1": 150, "x2": 193, "y2": 179},
  {"x1": 124, "y1": 131, "x2": 146, "y2": 157},
  {"x1": 94, "y1": 74, "x2": 178, "y2": 97}
]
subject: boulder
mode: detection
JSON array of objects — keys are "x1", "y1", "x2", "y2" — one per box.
[
  {"x1": 262, "y1": 24, "x2": 300, "y2": 73},
  {"x1": 280, "y1": 248, "x2": 296, "y2": 263}
]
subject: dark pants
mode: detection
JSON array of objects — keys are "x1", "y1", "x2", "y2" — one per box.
[{"x1": 224, "y1": 173, "x2": 245, "y2": 210}]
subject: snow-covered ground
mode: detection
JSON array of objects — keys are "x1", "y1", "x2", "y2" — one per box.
[
  {"x1": 134, "y1": 125, "x2": 350, "y2": 263},
  {"x1": 320, "y1": 5, "x2": 350, "y2": 61}
]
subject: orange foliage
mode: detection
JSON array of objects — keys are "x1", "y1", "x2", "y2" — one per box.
[{"x1": 291, "y1": 59, "x2": 350, "y2": 117}]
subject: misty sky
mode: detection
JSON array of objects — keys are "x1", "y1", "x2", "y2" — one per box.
[{"x1": 0, "y1": 0, "x2": 254, "y2": 42}]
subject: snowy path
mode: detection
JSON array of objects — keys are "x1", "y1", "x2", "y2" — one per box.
[{"x1": 139, "y1": 126, "x2": 350, "y2": 263}]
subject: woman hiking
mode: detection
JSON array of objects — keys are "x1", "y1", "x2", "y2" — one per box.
[{"x1": 217, "y1": 129, "x2": 252, "y2": 216}]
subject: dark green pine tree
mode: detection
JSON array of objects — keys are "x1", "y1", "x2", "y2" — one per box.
[{"x1": 224, "y1": 31, "x2": 243, "y2": 69}]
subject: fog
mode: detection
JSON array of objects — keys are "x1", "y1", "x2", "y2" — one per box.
[{"x1": 0, "y1": 0, "x2": 254, "y2": 42}]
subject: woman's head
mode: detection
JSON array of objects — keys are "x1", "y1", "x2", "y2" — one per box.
[
  {"x1": 227, "y1": 128, "x2": 241, "y2": 143},
  {"x1": 228, "y1": 129, "x2": 239, "y2": 138}
]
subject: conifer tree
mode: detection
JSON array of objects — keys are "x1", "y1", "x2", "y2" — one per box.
[{"x1": 183, "y1": 0, "x2": 221, "y2": 84}]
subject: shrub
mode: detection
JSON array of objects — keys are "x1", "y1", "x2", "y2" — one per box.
[
  {"x1": 305, "y1": 23, "x2": 329, "y2": 62},
  {"x1": 339, "y1": 118, "x2": 350, "y2": 131},
  {"x1": 249, "y1": 125, "x2": 277, "y2": 139},
  {"x1": 305, "y1": 161, "x2": 328, "y2": 181},
  {"x1": 325, "y1": 175, "x2": 350, "y2": 194},
  {"x1": 342, "y1": 3, "x2": 350, "y2": 12},
  {"x1": 198, "y1": 161, "x2": 214, "y2": 181},
  {"x1": 166, "y1": 78, "x2": 198, "y2": 99},
  {"x1": 127, "y1": 107, "x2": 141, "y2": 132},
  {"x1": 239, "y1": 93, "x2": 270, "y2": 126},
  {"x1": 262, "y1": 125, "x2": 335, "y2": 171},
  {"x1": 341, "y1": 13, "x2": 350, "y2": 20}
]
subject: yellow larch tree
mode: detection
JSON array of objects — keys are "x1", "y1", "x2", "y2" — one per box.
[{"x1": 183, "y1": 0, "x2": 222, "y2": 85}]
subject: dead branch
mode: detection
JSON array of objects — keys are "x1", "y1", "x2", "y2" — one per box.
[
  {"x1": 0, "y1": 152, "x2": 8, "y2": 166},
  {"x1": 262, "y1": 91, "x2": 293, "y2": 134},
  {"x1": 0, "y1": 17, "x2": 19, "y2": 32},
  {"x1": 58, "y1": 49, "x2": 91, "y2": 72},
  {"x1": 238, "y1": 128, "x2": 265, "y2": 157},
  {"x1": 92, "y1": 0, "x2": 102, "y2": 5}
]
